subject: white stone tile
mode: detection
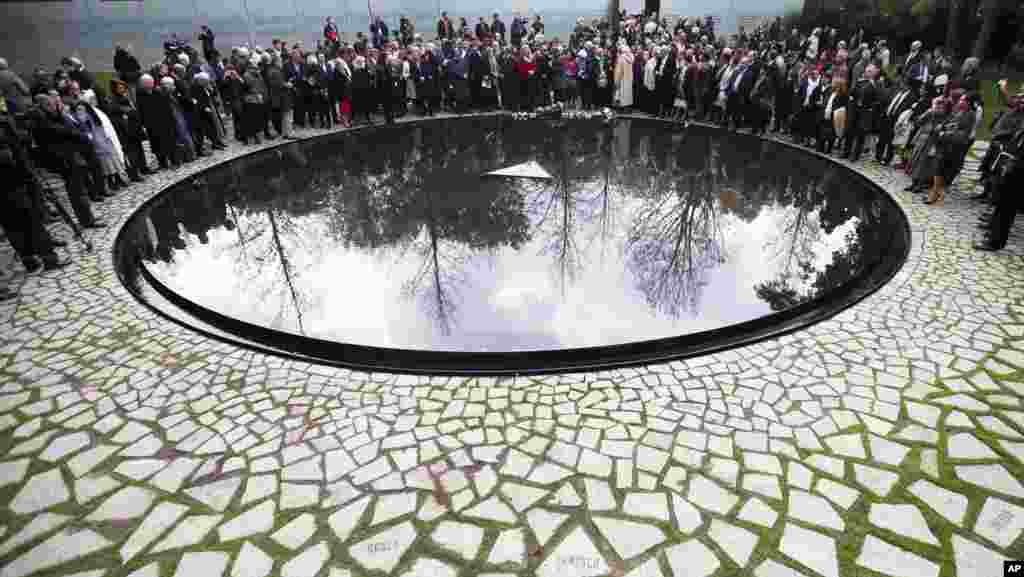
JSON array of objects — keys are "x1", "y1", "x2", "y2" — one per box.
[
  {"x1": 1, "y1": 528, "x2": 112, "y2": 577},
  {"x1": 120, "y1": 502, "x2": 189, "y2": 562},
  {"x1": 501, "y1": 482, "x2": 550, "y2": 512},
  {"x1": 185, "y1": 477, "x2": 242, "y2": 512},
  {"x1": 537, "y1": 525, "x2": 609, "y2": 577},
  {"x1": 956, "y1": 464, "x2": 1024, "y2": 497},
  {"x1": 787, "y1": 490, "x2": 844, "y2": 531},
  {"x1": 151, "y1": 514, "x2": 222, "y2": 553},
  {"x1": 10, "y1": 468, "x2": 69, "y2": 515},
  {"x1": 853, "y1": 464, "x2": 899, "y2": 498},
  {"x1": 40, "y1": 432, "x2": 91, "y2": 462},
  {"x1": 398, "y1": 558, "x2": 456, "y2": 577},
  {"x1": 622, "y1": 493, "x2": 669, "y2": 522},
  {"x1": 349, "y1": 521, "x2": 418, "y2": 573},
  {"x1": 87, "y1": 486, "x2": 155, "y2": 522},
  {"x1": 489, "y1": 528, "x2": 525, "y2": 566},
  {"x1": 908, "y1": 480, "x2": 968, "y2": 526},
  {"x1": 219, "y1": 500, "x2": 276, "y2": 542},
  {"x1": 814, "y1": 478, "x2": 860, "y2": 510},
  {"x1": 173, "y1": 552, "x2": 230, "y2": 577},
  {"x1": 371, "y1": 492, "x2": 417, "y2": 526},
  {"x1": 671, "y1": 493, "x2": 702, "y2": 534},
  {"x1": 0, "y1": 513, "x2": 71, "y2": 557},
  {"x1": 526, "y1": 509, "x2": 568, "y2": 545},
  {"x1": 281, "y1": 542, "x2": 329, "y2": 577},
  {"x1": 708, "y1": 519, "x2": 757, "y2": 568},
  {"x1": 328, "y1": 495, "x2": 370, "y2": 543},
  {"x1": 856, "y1": 535, "x2": 939, "y2": 577},
  {"x1": 463, "y1": 497, "x2": 517, "y2": 524},
  {"x1": 125, "y1": 562, "x2": 160, "y2": 577},
  {"x1": 738, "y1": 497, "x2": 779, "y2": 528},
  {"x1": 433, "y1": 520, "x2": 484, "y2": 560},
  {"x1": 824, "y1": 433, "x2": 866, "y2": 459},
  {"x1": 868, "y1": 435, "x2": 910, "y2": 466},
  {"x1": 593, "y1": 517, "x2": 665, "y2": 560},
  {"x1": 947, "y1": 433, "x2": 998, "y2": 459},
  {"x1": 779, "y1": 523, "x2": 838, "y2": 577},
  {"x1": 786, "y1": 462, "x2": 813, "y2": 491},
  {"x1": 240, "y1": 474, "x2": 277, "y2": 506},
  {"x1": 951, "y1": 535, "x2": 1006, "y2": 577},
  {"x1": 687, "y1": 474, "x2": 738, "y2": 516},
  {"x1": 754, "y1": 559, "x2": 807, "y2": 577},
  {"x1": 868, "y1": 504, "x2": 939, "y2": 545},
  {"x1": 743, "y1": 453, "x2": 783, "y2": 475},
  {"x1": 280, "y1": 483, "x2": 319, "y2": 510},
  {"x1": 974, "y1": 496, "x2": 1024, "y2": 548},
  {"x1": 271, "y1": 513, "x2": 317, "y2": 550},
  {"x1": 0, "y1": 458, "x2": 30, "y2": 488},
  {"x1": 664, "y1": 540, "x2": 720, "y2": 577},
  {"x1": 743, "y1": 474, "x2": 783, "y2": 500},
  {"x1": 230, "y1": 542, "x2": 274, "y2": 577}
]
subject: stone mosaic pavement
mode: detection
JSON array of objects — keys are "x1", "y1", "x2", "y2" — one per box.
[{"x1": 1, "y1": 115, "x2": 1024, "y2": 577}]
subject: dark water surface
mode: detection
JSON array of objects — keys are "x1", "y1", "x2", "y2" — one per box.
[{"x1": 116, "y1": 116, "x2": 906, "y2": 361}]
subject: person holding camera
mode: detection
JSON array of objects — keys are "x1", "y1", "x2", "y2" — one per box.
[{"x1": 0, "y1": 97, "x2": 70, "y2": 289}]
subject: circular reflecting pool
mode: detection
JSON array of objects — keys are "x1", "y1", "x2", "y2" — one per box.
[{"x1": 115, "y1": 115, "x2": 909, "y2": 374}]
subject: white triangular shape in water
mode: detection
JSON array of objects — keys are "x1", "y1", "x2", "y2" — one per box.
[{"x1": 483, "y1": 160, "x2": 554, "y2": 180}]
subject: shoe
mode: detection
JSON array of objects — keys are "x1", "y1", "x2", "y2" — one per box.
[
  {"x1": 131, "y1": 175, "x2": 145, "y2": 183},
  {"x1": 84, "y1": 220, "x2": 108, "y2": 229},
  {"x1": 42, "y1": 255, "x2": 71, "y2": 271},
  {"x1": 104, "y1": 190, "x2": 117, "y2": 198},
  {"x1": 0, "y1": 286, "x2": 16, "y2": 301},
  {"x1": 51, "y1": 238, "x2": 67, "y2": 247},
  {"x1": 974, "y1": 243, "x2": 1001, "y2": 252},
  {"x1": 22, "y1": 256, "x2": 42, "y2": 273}
]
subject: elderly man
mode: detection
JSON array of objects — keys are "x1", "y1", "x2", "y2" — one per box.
[
  {"x1": 136, "y1": 74, "x2": 178, "y2": 169},
  {"x1": 844, "y1": 63, "x2": 883, "y2": 161},
  {"x1": 0, "y1": 58, "x2": 33, "y2": 114},
  {"x1": 30, "y1": 93, "x2": 106, "y2": 228},
  {"x1": 192, "y1": 72, "x2": 226, "y2": 153}
]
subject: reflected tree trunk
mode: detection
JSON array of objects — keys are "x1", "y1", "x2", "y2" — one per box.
[{"x1": 267, "y1": 209, "x2": 306, "y2": 334}]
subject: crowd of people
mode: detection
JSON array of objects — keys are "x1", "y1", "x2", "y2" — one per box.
[{"x1": 2, "y1": 11, "x2": 1023, "y2": 300}]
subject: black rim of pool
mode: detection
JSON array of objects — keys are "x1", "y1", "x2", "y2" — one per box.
[{"x1": 113, "y1": 113, "x2": 912, "y2": 376}]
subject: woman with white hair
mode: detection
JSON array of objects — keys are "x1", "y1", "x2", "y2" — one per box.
[
  {"x1": 78, "y1": 87, "x2": 130, "y2": 190},
  {"x1": 614, "y1": 42, "x2": 634, "y2": 109}
]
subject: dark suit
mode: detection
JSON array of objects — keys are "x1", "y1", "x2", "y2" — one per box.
[
  {"x1": 30, "y1": 109, "x2": 101, "y2": 225},
  {"x1": 844, "y1": 78, "x2": 882, "y2": 159},
  {"x1": 796, "y1": 76, "x2": 826, "y2": 143},
  {"x1": 876, "y1": 87, "x2": 917, "y2": 164}
]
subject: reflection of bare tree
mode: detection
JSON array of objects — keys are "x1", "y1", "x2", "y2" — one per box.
[{"x1": 627, "y1": 166, "x2": 726, "y2": 317}]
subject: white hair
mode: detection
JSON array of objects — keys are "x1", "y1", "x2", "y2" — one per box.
[
  {"x1": 160, "y1": 76, "x2": 175, "y2": 86},
  {"x1": 0, "y1": 58, "x2": 8, "y2": 70},
  {"x1": 140, "y1": 74, "x2": 155, "y2": 86}
]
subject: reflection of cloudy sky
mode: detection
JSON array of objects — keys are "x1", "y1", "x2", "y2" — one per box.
[{"x1": 148, "y1": 184, "x2": 859, "y2": 353}]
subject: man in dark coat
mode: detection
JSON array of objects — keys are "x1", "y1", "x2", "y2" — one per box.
[
  {"x1": 875, "y1": 78, "x2": 917, "y2": 165},
  {"x1": 192, "y1": 72, "x2": 226, "y2": 153},
  {"x1": 437, "y1": 13, "x2": 455, "y2": 41},
  {"x1": 29, "y1": 93, "x2": 105, "y2": 227},
  {"x1": 796, "y1": 65, "x2": 826, "y2": 145},
  {"x1": 844, "y1": 64, "x2": 882, "y2": 160},
  {"x1": 113, "y1": 45, "x2": 142, "y2": 86},
  {"x1": 0, "y1": 99, "x2": 70, "y2": 281},
  {"x1": 491, "y1": 14, "x2": 506, "y2": 45},
  {"x1": 284, "y1": 50, "x2": 306, "y2": 128},
  {"x1": 199, "y1": 26, "x2": 216, "y2": 64},
  {"x1": 136, "y1": 74, "x2": 179, "y2": 169}
]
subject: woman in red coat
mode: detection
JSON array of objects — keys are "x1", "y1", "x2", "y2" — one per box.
[{"x1": 514, "y1": 47, "x2": 537, "y2": 111}]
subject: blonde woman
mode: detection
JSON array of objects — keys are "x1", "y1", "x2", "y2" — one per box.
[
  {"x1": 818, "y1": 77, "x2": 848, "y2": 155},
  {"x1": 614, "y1": 42, "x2": 634, "y2": 109}
]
